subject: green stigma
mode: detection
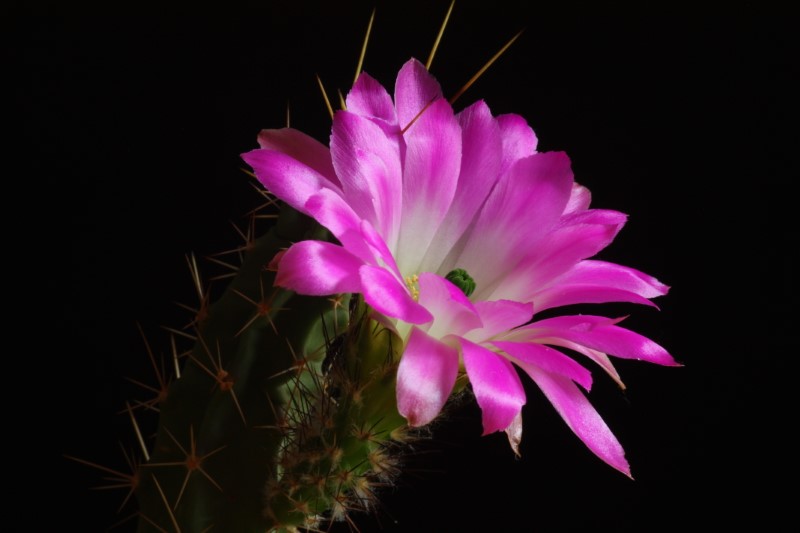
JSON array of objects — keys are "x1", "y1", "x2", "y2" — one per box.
[{"x1": 445, "y1": 268, "x2": 476, "y2": 297}]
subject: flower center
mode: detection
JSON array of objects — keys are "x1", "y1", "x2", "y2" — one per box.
[
  {"x1": 404, "y1": 274, "x2": 420, "y2": 301},
  {"x1": 445, "y1": 268, "x2": 476, "y2": 297}
]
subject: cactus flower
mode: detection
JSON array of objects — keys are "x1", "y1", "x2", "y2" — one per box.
[{"x1": 243, "y1": 58, "x2": 677, "y2": 476}]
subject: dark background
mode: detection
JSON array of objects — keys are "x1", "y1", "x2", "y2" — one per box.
[{"x1": 14, "y1": 2, "x2": 793, "y2": 531}]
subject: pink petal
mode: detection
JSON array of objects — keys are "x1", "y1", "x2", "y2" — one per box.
[
  {"x1": 496, "y1": 113, "x2": 538, "y2": 174},
  {"x1": 532, "y1": 260, "x2": 669, "y2": 312},
  {"x1": 420, "y1": 100, "x2": 503, "y2": 273},
  {"x1": 454, "y1": 152, "x2": 574, "y2": 298},
  {"x1": 256, "y1": 128, "x2": 339, "y2": 186},
  {"x1": 527, "y1": 366, "x2": 631, "y2": 476},
  {"x1": 330, "y1": 110, "x2": 403, "y2": 246},
  {"x1": 394, "y1": 58, "x2": 443, "y2": 129},
  {"x1": 487, "y1": 209, "x2": 628, "y2": 302},
  {"x1": 358, "y1": 220, "x2": 403, "y2": 280},
  {"x1": 395, "y1": 98, "x2": 462, "y2": 274},
  {"x1": 534, "y1": 339, "x2": 625, "y2": 390},
  {"x1": 305, "y1": 189, "x2": 373, "y2": 262},
  {"x1": 416, "y1": 273, "x2": 482, "y2": 338},
  {"x1": 523, "y1": 315, "x2": 679, "y2": 367},
  {"x1": 460, "y1": 339, "x2": 526, "y2": 435},
  {"x1": 564, "y1": 182, "x2": 592, "y2": 214},
  {"x1": 359, "y1": 265, "x2": 433, "y2": 325},
  {"x1": 241, "y1": 149, "x2": 341, "y2": 215},
  {"x1": 275, "y1": 241, "x2": 363, "y2": 295},
  {"x1": 465, "y1": 300, "x2": 533, "y2": 342},
  {"x1": 346, "y1": 72, "x2": 398, "y2": 125},
  {"x1": 492, "y1": 340, "x2": 593, "y2": 391},
  {"x1": 397, "y1": 327, "x2": 459, "y2": 427}
]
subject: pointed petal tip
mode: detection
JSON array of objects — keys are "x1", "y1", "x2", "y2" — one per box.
[{"x1": 504, "y1": 412, "x2": 524, "y2": 458}]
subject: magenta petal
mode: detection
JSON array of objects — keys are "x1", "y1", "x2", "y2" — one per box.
[
  {"x1": 421, "y1": 100, "x2": 503, "y2": 273},
  {"x1": 527, "y1": 366, "x2": 631, "y2": 476},
  {"x1": 275, "y1": 241, "x2": 363, "y2": 295},
  {"x1": 330, "y1": 110, "x2": 403, "y2": 245},
  {"x1": 359, "y1": 265, "x2": 433, "y2": 325},
  {"x1": 241, "y1": 149, "x2": 341, "y2": 215},
  {"x1": 456, "y1": 152, "x2": 574, "y2": 296},
  {"x1": 305, "y1": 189, "x2": 371, "y2": 259},
  {"x1": 526, "y1": 315, "x2": 679, "y2": 367},
  {"x1": 496, "y1": 113, "x2": 538, "y2": 174},
  {"x1": 488, "y1": 209, "x2": 628, "y2": 302},
  {"x1": 394, "y1": 58, "x2": 443, "y2": 129},
  {"x1": 467, "y1": 300, "x2": 533, "y2": 341},
  {"x1": 346, "y1": 72, "x2": 398, "y2": 124},
  {"x1": 533, "y1": 260, "x2": 669, "y2": 312},
  {"x1": 564, "y1": 182, "x2": 592, "y2": 214},
  {"x1": 492, "y1": 340, "x2": 593, "y2": 391},
  {"x1": 395, "y1": 98, "x2": 462, "y2": 274},
  {"x1": 460, "y1": 339, "x2": 526, "y2": 435},
  {"x1": 417, "y1": 273, "x2": 482, "y2": 338},
  {"x1": 397, "y1": 327, "x2": 459, "y2": 427},
  {"x1": 256, "y1": 128, "x2": 338, "y2": 186}
]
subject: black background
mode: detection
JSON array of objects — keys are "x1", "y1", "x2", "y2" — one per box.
[{"x1": 14, "y1": 2, "x2": 793, "y2": 531}]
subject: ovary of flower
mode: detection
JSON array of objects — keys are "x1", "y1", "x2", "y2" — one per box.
[{"x1": 243, "y1": 58, "x2": 678, "y2": 476}]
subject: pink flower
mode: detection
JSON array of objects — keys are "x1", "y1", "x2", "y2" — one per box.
[{"x1": 242, "y1": 58, "x2": 677, "y2": 476}]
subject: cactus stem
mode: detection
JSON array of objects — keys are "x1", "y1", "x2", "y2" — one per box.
[
  {"x1": 232, "y1": 280, "x2": 285, "y2": 337},
  {"x1": 187, "y1": 338, "x2": 248, "y2": 425},
  {"x1": 145, "y1": 426, "x2": 226, "y2": 508}
]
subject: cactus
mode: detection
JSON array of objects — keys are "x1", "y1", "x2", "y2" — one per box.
[
  {"x1": 127, "y1": 202, "x2": 415, "y2": 532},
  {"x1": 70, "y1": 6, "x2": 677, "y2": 530}
]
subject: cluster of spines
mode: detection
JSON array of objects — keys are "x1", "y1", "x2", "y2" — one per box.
[{"x1": 70, "y1": 188, "x2": 412, "y2": 532}]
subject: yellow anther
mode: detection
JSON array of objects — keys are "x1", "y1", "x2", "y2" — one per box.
[{"x1": 404, "y1": 275, "x2": 421, "y2": 301}]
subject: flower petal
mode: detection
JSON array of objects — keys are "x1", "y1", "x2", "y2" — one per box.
[
  {"x1": 359, "y1": 265, "x2": 433, "y2": 325},
  {"x1": 522, "y1": 315, "x2": 679, "y2": 366},
  {"x1": 241, "y1": 149, "x2": 341, "y2": 215},
  {"x1": 487, "y1": 209, "x2": 628, "y2": 302},
  {"x1": 275, "y1": 241, "x2": 363, "y2": 295},
  {"x1": 564, "y1": 182, "x2": 592, "y2": 214},
  {"x1": 464, "y1": 300, "x2": 533, "y2": 343},
  {"x1": 496, "y1": 113, "x2": 538, "y2": 174},
  {"x1": 532, "y1": 260, "x2": 669, "y2": 312},
  {"x1": 417, "y1": 273, "x2": 482, "y2": 338},
  {"x1": 420, "y1": 100, "x2": 503, "y2": 273},
  {"x1": 460, "y1": 339, "x2": 526, "y2": 435},
  {"x1": 257, "y1": 128, "x2": 339, "y2": 186},
  {"x1": 397, "y1": 327, "x2": 459, "y2": 427},
  {"x1": 454, "y1": 152, "x2": 574, "y2": 297},
  {"x1": 395, "y1": 98, "x2": 462, "y2": 274},
  {"x1": 330, "y1": 110, "x2": 403, "y2": 246},
  {"x1": 526, "y1": 366, "x2": 631, "y2": 477},
  {"x1": 346, "y1": 72, "x2": 398, "y2": 124},
  {"x1": 492, "y1": 340, "x2": 593, "y2": 391},
  {"x1": 394, "y1": 58, "x2": 443, "y2": 129}
]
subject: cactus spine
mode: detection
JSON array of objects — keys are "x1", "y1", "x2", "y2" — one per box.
[{"x1": 126, "y1": 202, "x2": 411, "y2": 532}]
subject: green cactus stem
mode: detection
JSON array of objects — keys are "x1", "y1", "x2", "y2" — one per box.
[{"x1": 133, "y1": 203, "x2": 413, "y2": 532}]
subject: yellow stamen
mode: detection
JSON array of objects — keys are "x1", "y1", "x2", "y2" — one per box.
[{"x1": 404, "y1": 274, "x2": 420, "y2": 301}]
